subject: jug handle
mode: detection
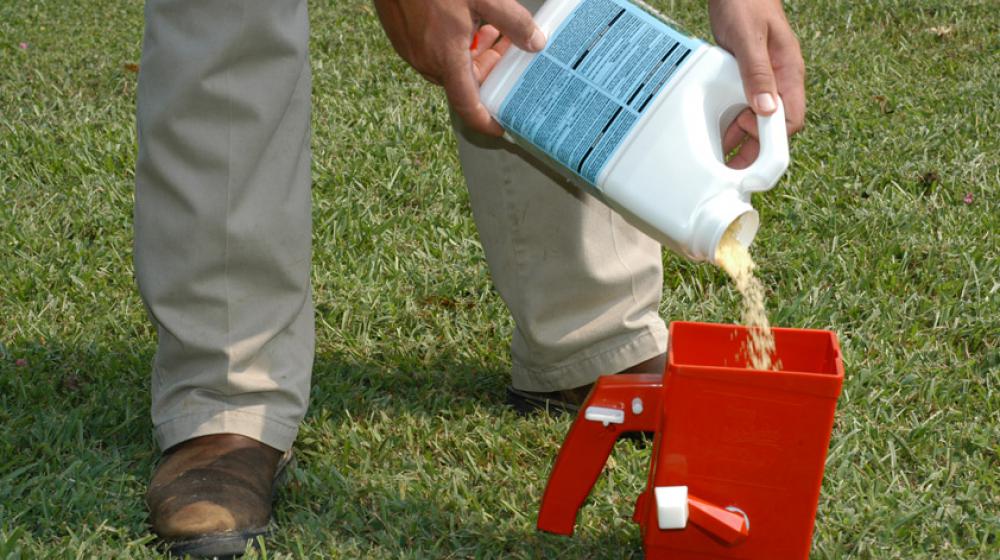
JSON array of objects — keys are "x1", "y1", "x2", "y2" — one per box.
[
  {"x1": 536, "y1": 374, "x2": 663, "y2": 536},
  {"x1": 737, "y1": 97, "x2": 790, "y2": 193}
]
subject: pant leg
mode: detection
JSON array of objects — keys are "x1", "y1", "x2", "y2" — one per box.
[
  {"x1": 453, "y1": 0, "x2": 667, "y2": 392},
  {"x1": 455, "y1": 119, "x2": 667, "y2": 392},
  {"x1": 135, "y1": 0, "x2": 313, "y2": 452}
]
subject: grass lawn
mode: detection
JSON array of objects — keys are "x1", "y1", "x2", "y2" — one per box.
[{"x1": 1, "y1": 0, "x2": 997, "y2": 557}]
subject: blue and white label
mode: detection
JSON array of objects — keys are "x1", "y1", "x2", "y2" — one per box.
[{"x1": 498, "y1": 0, "x2": 702, "y2": 184}]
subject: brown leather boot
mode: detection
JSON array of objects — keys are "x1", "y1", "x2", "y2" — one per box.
[
  {"x1": 506, "y1": 353, "x2": 667, "y2": 415},
  {"x1": 146, "y1": 434, "x2": 293, "y2": 558}
]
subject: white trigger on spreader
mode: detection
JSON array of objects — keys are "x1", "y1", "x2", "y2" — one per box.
[{"x1": 584, "y1": 406, "x2": 625, "y2": 426}]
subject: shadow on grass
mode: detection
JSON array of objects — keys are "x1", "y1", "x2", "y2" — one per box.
[
  {"x1": 277, "y1": 473, "x2": 644, "y2": 559},
  {"x1": 286, "y1": 350, "x2": 647, "y2": 559},
  {"x1": 1, "y1": 340, "x2": 642, "y2": 557},
  {"x1": 308, "y1": 350, "x2": 513, "y2": 419}
]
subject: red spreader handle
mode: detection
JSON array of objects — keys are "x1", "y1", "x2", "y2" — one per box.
[{"x1": 537, "y1": 374, "x2": 663, "y2": 535}]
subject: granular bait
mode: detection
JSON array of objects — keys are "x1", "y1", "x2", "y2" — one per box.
[{"x1": 715, "y1": 222, "x2": 780, "y2": 370}]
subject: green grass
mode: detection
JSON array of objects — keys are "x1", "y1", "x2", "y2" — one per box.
[{"x1": 1, "y1": 0, "x2": 997, "y2": 557}]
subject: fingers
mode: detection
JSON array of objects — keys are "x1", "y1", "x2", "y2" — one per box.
[
  {"x1": 463, "y1": 0, "x2": 545, "y2": 134},
  {"x1": 470, "y1": 24, "x2": 501, "y2": 57},
  {"x1": 775, "y1": 67, "x2": 805, "y2": 135},
  {"x1": 374, "y1": 0, "x2": 539, "y2": 136},
  {"x1": 727, "y1": 137, "x2": 760, "y2": 170},
  {"x1": 474, "y1": 0, "x2": 546, "y2": 52},
  {"x1": 722, "y1": 108, "x2": 760, "y2": 170},
  {"x1": 442, "y1": 50, "x2": 503, "y2": 136},
  {"x1": 722, "y1": 108, "x2": 756, "y2": 153},
  {"x1": 769, "y1": 25, "x2": 806, "y2": 134},
  {"x1": 708, "y1": 0, "x2": 805, "y2": 143},
  {"x1": 473, "y1": 36, "x2": 512, "y2": 83}
]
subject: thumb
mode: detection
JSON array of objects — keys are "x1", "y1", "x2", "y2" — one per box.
[{"x1": 732, "y1": 31, "x2": 779, "y2": 115}]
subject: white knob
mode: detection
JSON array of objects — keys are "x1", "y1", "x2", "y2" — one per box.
[
  {"x1": 631, "y1": 397, "x2": 644, "y2": 415},
  {"x1": 654, "y1": 486, "x2": 689, "y2": 530}
]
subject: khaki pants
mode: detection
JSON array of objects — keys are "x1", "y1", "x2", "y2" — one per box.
[{"x1": 135, "y1": 0, "x2": 666, "y2": 452}]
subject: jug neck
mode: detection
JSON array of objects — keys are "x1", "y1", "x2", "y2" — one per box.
[{"x1": 691, "y1": 191, "x2": 758, "y2": 263}]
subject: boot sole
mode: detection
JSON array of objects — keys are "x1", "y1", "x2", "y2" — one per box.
[
  {"x1": 166, "y1": 525, "x2": 273, "y2": 559},
  {"x1": 506, "y1": 385, "x2": 582, "y2": 416}
]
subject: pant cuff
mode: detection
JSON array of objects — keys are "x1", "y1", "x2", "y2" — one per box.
[
  {"x1": 510, "y1": 324, "x2": 669, "y2": 392},
  {"x1": 155, "y1": 410, "x2": 300, "y2": 452}
]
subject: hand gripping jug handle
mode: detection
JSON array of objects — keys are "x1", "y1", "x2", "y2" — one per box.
[
  {"x1": 591, "y1": 44, "x2": 790, "y2": 262},
  {"x1": 738, "y1": 99, "x2": 789, "y2": 192},
  {"x1": 677, "y1": 49, "x2": 790, "y2": 195}
]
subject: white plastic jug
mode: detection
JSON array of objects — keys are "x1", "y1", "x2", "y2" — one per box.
[{"x1": 480, "y1": 0, "x2": 790, "y2": 263}]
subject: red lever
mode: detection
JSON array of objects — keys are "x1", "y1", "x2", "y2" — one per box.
[
  {"x1": 536, "y1": 374, "x2": 662, "y2": 535},
  {"x1": 688, "y1": 494, "x2": 750, "y2": 545}
]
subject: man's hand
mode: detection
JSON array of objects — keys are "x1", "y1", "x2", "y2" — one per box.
[
  {"x1": 709, "y1": 0, "x2": 805, "y2": 169},
  {"x1": 374, "y1": 0, "x2": 546, "y2": 137}
]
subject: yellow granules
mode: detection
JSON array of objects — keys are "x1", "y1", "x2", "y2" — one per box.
[{"x1": 715, "y1": 222, "x2": 779, "y2": 371}]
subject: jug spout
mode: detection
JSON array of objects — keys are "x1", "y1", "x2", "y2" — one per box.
[{"x1": 690, "y1": 191, "x2": 758, "y2": 263}]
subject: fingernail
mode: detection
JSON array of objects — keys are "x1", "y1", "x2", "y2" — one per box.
[
  {"x1": 528, "y1": 29, "x2": 546, "y2": 51},
  {"x1": 755, "y1": 93, "x2": 776, "y2": 113}
]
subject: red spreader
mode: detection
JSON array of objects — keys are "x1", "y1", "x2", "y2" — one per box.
[{"x1": 537, "y1": 321, "x2": 844, "y2": 559}]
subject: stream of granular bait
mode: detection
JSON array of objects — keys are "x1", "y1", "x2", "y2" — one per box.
[{"x1": 715, "y1": 223, "x2": 779, "y2": 370}]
